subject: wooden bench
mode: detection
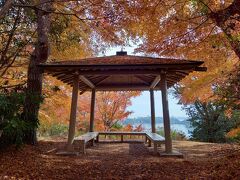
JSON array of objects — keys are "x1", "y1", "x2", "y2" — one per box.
[
  {"x1": 74, "y1": 132, "x2": 99, "y2": 154},
  {"x1": 74, "y1": 131, "x2": 164, "y2": 155},
  {"x1": 145, "y1": 132, "x2": 165, "y2": 154},
  {"x1": 98, "y1": 131, "x2": 146, "y2": 142}
]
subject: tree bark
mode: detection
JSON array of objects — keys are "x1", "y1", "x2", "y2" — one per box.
[
  {"x1": 209, "y1": 0, "x2": 240, "y2": 59},
  {"x1": 23, "y1": 0, "x2": 52, "y2": 144},
  {"x1": 0, "y1": 0, "x2": 13, "y2": 19}
]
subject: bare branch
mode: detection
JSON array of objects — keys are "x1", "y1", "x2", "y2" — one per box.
[
  {"x1": 0, "y1": 8, "x2": 20, "y2": 68},
  {"x1": 0, "y1": 0, "x2": 14, "y2": 19}
]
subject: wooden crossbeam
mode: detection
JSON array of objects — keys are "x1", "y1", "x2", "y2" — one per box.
[
  {"x1": 135, "y1": 75, "x2": 151, "y2": 85},
  {"x1": 96, "y1": 76, "x2": 110, "y2": 85},
  {"x1": 95, "y1": 85, "x2": 161, "y2": 91},
  {"x1": 150, "y1": 75, "x2": 161, "y2": 89},
  {"x1": 79, "y1": 75, "x2": 95, "y2": 89},
  {"x1": 59, "y1": 75, "x2": 74, "y2": 82},
  {"x1": 195, "y1": 67, "x2": 207, "y2": 71}
]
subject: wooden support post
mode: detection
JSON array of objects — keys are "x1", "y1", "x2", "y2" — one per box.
[
  {"x1": 89, "y1": 89, "x2": 96, "y2": 132},
  {"x1": 150, "y1": 89, "x2": 156, "y2": 133},
  {"x1": 153, "y1": 143, "x2": 158, "y2": 154},
  {"x1": 66, "y1": 74, "x2": 79, "y2": 151},
  {"x1": 121, "y1": 135, "x2": 123, "y2": 142},
  {"x1": 160, "y1": 73, "x2": 172, "y2": 153}
]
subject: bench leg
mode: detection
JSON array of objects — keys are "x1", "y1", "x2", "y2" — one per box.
[
  {"x1": 148, "y1": 140, "x2": 151, "y2": 147},
  {"x1": 121, "y1": 135, "x2": 123, "y2": 142},
  {"x1": 79, "y1": 141, "x2": 86, "y2": 154},
  {"x1": 91, "y1": 139, "x2": 94, "y2": 146},
  {"x1": 96, "y1": 135, "x2": 99, "y2": 143},
  {"x1": 153, "y1": 143, "x2": 158, "y2": 155},
  {"x1": 145, "y1": 136, "x2": 148, "y2": 143},
  {"x1": 83, "y1": 144, "x2": 86, "y2": 154}
]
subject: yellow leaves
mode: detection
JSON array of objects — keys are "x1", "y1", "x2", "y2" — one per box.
[
  {"x1": 39, "y1": 111, "x2": 52, "y2": 124},
  {"x1": 180, "y1": 56, "x2": 238, "y2": 104},
  {"x1": 51, "y1": 43, "x2": 93, "y2": 60},
  {"x1": 226, "y1": 127, "x2": 240, "y2": 138}
]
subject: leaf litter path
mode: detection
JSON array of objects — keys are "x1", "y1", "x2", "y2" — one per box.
[{"x1": 0, "y1": 140, "x2": 240, "y2": 179}]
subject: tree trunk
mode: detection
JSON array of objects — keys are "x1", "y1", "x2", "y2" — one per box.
[
  {"x1": 23, "y1": 0, "x2": 52, "y2": 144},
  {"x1": 209, "y1": 0, "x2": 240, "y2": 59}
]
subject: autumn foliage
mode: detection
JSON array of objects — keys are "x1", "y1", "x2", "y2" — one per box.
[
  {"x1": 0, "y1": 0, "x2": 240, "y2": 145},
  {"x1": 226, "y1": 127, "x2": 240, "y2": 140},
  {"x1": 39, "y1": 81, "x2": 141, "y2": 134},
  {"x1": 95, "y1": 91, "x2": 140, "y2": 131}
]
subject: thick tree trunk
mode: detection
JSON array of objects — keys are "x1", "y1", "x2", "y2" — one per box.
[
  {"x1": 209, "y1": 0, "x2": 240, "y2": 59},
  {"x1": 23, "y1": 1, "x2": 52, "y2": 144}
]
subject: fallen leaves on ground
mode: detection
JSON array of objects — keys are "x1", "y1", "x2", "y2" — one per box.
[{"x1": 0, "y1": 140, "x2": 239, "y2": 179}]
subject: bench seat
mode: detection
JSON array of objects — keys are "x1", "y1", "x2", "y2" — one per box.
[
  {"x1": 145, "y1": 132, "x2": 165, "y2": 154},
  {"x1": 74, "y1": 131, "x2": 165, "y2": 155},
  {"x1": 74, "y1": 132, "x2": 99, "y2": 154}
]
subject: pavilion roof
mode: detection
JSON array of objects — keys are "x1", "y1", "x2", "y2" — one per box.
[
  {"x1": 39, "y1": 53, "x2": 206, "y2": 92},
  {"x1": 43, "y1": 55, "x2": 202, "y2": 66}
]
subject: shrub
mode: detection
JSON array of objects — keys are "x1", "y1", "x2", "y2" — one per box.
[
  {"x1": 38, "y1": 122, "x2": 68, "y2": 137},
  {"x1": 156, "y1": 127, "x2": 186, "y2": 140},
  {"x1": 185, "y1": 101, "x2": 239, "y2": 143},
  {"x1": 111, "y1": 123, "x2": 123, "y2": 131},
  {"x1": 0, "y1": 92, "x2": 38, "y2": 148}
]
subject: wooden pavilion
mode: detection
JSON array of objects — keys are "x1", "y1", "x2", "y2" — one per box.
[{"x1": 39, "y1": 51, "x2": 206, "y2": 155}]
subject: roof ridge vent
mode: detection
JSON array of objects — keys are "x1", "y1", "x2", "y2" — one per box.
[{"x1": 116, "y1": 51, "x2": 127, "y2": 56}]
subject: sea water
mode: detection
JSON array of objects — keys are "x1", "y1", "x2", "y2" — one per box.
[{"x1": 134, "y1": 123, "x2": 191, "y2": 137}]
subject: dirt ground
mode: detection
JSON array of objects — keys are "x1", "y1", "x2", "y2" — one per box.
[{"x1": 0, "y1": 139, "x2": 240, "y2": 179}]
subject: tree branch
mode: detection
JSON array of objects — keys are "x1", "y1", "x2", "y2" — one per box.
[{"x1": 0, "y1": 0, "x2": 14, "y2": 19}]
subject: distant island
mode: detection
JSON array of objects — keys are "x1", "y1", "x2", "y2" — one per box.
[{"x1": 122, "y1": 116, "x2": 190, "y2": 126}]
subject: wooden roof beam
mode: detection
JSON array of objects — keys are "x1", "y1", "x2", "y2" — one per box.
[
  {"x1": 135, "y1": 75, "x2": 151, "y2": 85},
  {"x1": 79, "y1": 75, "x2": 95, "y2": 89},
  {"x1": 195, "y1": 67, "x2": 207, "y2": 71},
  {"x1": 46, "y1": 69, "x2": 161, "y2": 75},
  {"x1": 150, "y1": 75, "x2": 161, "y2": 89},
  {"x1": 95, "y1": 85, "x2": 157, "y2": 91},
  {"x1": 80, "y1": 90, "x2": 86, "y2": 95},
  {"x1": 96, "y1": 76, "x2": 111, "y2": 85}
]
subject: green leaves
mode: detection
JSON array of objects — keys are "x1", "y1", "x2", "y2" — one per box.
[
  {"x1": 190, "y1": 0, "x2": 209, "y2": 15},
  {"x1": 185, "y1": 100, "x2": 240, "y2": 143},
  {"x1": 0, "y1": 92, "x2": 41, "y2": 148}
]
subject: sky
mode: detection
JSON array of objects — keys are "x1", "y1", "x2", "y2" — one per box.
[
  {"x1": 128, "y1": 91, "x2": 187, "y2": 118},
  {"x1": 104, "y1": 46, "x2": 188, "y2": 118}
]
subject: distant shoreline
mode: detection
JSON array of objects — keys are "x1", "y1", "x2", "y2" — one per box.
[
  {"x1": 121, "y1": 116, "x2": 191, "y2": 136},
  {"x1": 122, "y1": 116, "x2": 189, "y2": 126}
]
